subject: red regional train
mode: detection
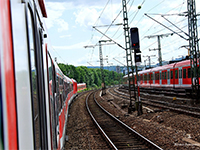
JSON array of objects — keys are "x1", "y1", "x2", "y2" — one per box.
[
  {"x1": 77, "y1": 83, "x2": 87, "y2": 92},
  {"x1": 0, "y1": 0, "x2": 86, "y2": 149},
  {"x1": 123, "y1": 59, "x2": 200, "y2": 90}
]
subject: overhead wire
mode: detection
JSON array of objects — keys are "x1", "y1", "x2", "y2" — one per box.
[
  {"x1": 91, "y1": 0, "x2": 133, "y2": 66},
  {"x1": 88, "y1": 0, "x2": 111, "y2": 63},
  {"x1": 141, "y1": 1, "x2": 186, "y2": 39},
  {"x1": 111, "y1": 0, "x2": 135, "y2": 39},
  {"x1": 141, "y1": 1, "x2": 187, "y2": 60},
  {"x1": 113, "y1": 0, "x2": 146, "y2": 40},
  {"x1": 98, "y1": 0, "x2": 131, "y2": 41},
  {"x1": 90, "y1": 0, "x2": 191, "y2": 66}
]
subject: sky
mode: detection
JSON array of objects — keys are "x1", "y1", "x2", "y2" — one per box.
[{"x1": 44, "y1": 0, "x2": 200, "y2": 67}]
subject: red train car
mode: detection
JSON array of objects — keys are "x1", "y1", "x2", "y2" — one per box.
[
  {"x1": 77, "y1": 83, "x2": 87, "y2": 92},
  {"x1": 123, "y1": 59, "x2": 200, "y2": 89},
  {"x1": 0, "y1": 0, "x2": 78, "y2": 149},
  {"x1": 72, "y1": 79, "x2": 78, "y2": 95}
]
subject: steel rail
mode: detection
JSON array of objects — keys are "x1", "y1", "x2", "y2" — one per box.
[
  {"x1": 86, "y1": 90, "x2": 163, "y2": 150},
  {"x1": 86, "y1": 91, "x2": 118, "y2": 150}
]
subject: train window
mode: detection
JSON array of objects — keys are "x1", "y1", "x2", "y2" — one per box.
[
  {"x1": 59, "y1": 78, "x2": 63, "y2": 108},
  {"x1": 56, "y1": 77, "x2": 61, "y2": 112},
  {"x1": 165, "y1": 72, "x2": 167, "y2": 79},
  {"x1": 151, "y1": 73, "x2": 154, "y2": 80},
  {"x1": 175, "y1": 70, "x2": 178, "y2": 79},
  {"x1": 183, "y1": 69, "x2": 186, "y2": 78},
  {"x1": 188, "y1": 68, "x2": 191, "y2": 78},
  {"x1": 47, "y1": 56, "x2": 57, "y2": 148},
  {"x1": 171, "y1": 70, "x2": 173, "y2": 79},
  {"x1": 144, "y1": 74, "x2": 147, "y2": 81},
  {"x1": 65, "y1": 82, "x2": 68, "y2": 95},
  {"x1": 27, "y1": 7, "x2": 41, "y2": 149}
]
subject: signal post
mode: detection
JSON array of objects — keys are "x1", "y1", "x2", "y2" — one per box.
[{"x1": 130, "y1": 27, "x2": 143, "y2": 115}]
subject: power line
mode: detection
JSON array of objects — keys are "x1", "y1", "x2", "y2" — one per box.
[
  {"x1": 87, "y1": 0, "x2": 111, "y2": 60},
  {"x1": 141, "y1": 1, "x2": 186, "y2": 38},
  {"x1": 145, "y1": 13, "x2": 188, "y2": 40}
]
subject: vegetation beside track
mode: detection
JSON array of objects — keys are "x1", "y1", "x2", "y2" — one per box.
[{"x1": 58, "y1": 63, "x2": 123, "y2": 88}]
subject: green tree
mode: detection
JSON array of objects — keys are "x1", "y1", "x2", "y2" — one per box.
[{"x1": 58, "y1": 63, "x2": 123, "y2": 88}]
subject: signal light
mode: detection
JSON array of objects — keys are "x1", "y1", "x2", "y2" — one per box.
[
  {"x1": 130, "y1": 27, "x2": 140, "y2": 53},
  {"x1": 135, "y1": 54, "x2": 141, "y2": 63}
]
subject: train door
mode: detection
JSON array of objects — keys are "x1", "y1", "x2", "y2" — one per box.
[
  {"x1": 174, "y1": 68, "x2": 179, "y2": 85},
  {"x1": 155, "y1": 71, "x2": 160, "y2": 84},
  {"x1": 170, "y1": 68, "x2": 179, "y2": 88},
  {"x1": 167, "y1": 70, "x2": 170, "y2": 85},
  {"x1": 149, "y1": 73, "x2": 153, "y2": 85},
  {"x1": 170, "y1": 69, "x2": 174, "y2": 86},
  {"x1": 144, "y1": 73, "x2": 147, "y2": 84},
  {"x1": 161, "y1": 70, "x2": 167, "y2": 85},
  {"x1": 26, "y1": 2, "x2": 48, "y2": 149},
  {"x1": 182, "y1": 66, "x2": 192, "y2": 85},
  {"x1": 179, "y1": 67, "x2": 182, "y2": 86},
  {"x1": 152, "y1": 72, "x2": 155, "y2": 84},
  {"x1": 147, "y1": 73, "x2": 149, "y2": 85},
  {"x1": 160, "y1": 71, "x2": 162, "y2": 85}
]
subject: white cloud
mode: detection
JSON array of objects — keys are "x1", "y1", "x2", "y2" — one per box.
[
  {"x1": 60, "y1": 34, "x2": 71, "y2": 38},
  {"x1": 57, "y1": 19, "x2": 69, "y2": 32},
  {"x1": 73, "y1": 3, "x2": 122, "y2": 29},
  {"x1": 45, "y1": 2, "x2": 69, "y2": 32},
  {"x1": 74, "y1": 8, "x2": 99, "y2": 28},
  {"x1": 53, "y1": 41, "x2": 89, "y2": 50}
]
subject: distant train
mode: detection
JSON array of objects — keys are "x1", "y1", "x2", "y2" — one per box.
[
  {"x1": 77, "y1": 83, "x2": 87, "y2": 91},
  {"x1": 123, "y1": 59, "x2": 199, "y2": 90},
  {"x1": 0, "y1": 0, "x2": 86, "y2": 149}
]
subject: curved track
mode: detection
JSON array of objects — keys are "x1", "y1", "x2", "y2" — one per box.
[{"x1": 86, "y1": 91, "x2": 162, "y2": 150}]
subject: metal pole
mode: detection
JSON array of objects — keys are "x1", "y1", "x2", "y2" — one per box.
[
  {"x1": 157, "y1": 36, "x2": 162, "y2": 66},
  {"x1": 99, "y1": 41, "x2": 106, "y2": 95},
  {"x1": 135, "y1": 64, "x2": 143, "y2": 115}
]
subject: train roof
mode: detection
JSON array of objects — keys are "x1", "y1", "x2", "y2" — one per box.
[
  {"x1": 64, "y1": 75, "x2": 73, "y2": 84},
  {"x1": 71, "y1": 78, "x2": 77, "y2": 83},
  {"x1": 77, "y1": 83, "x2": 86, "y2": 85}
]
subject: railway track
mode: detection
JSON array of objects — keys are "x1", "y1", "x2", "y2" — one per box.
[
  {"x1": 86, "y1": 91, "x2": 162, "y2": 150},
  {"x1": 122, "y1": 85, "x2": 187, "y2": 98},
  {"x1": 110, "y1": 87, "x2": 200, "y2": 117}
]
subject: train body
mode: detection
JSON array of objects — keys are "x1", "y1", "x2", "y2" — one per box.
[
  {"x1": 0, "y1": 0, "x2": 83, "y2": 149},
  {"x1": 123, "y1": 59, "x2": 200, "y2": 90},
  {"x1": 77, "y1": 83, "x2": 87, "y2": 92}
]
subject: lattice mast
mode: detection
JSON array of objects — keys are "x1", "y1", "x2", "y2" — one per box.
[
  {"x1": 122, "y1": 0, "x2": 137, "y2": 113},
  {"x1": 187, "y1": 0, "x2": 200, "y2": 98}
]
